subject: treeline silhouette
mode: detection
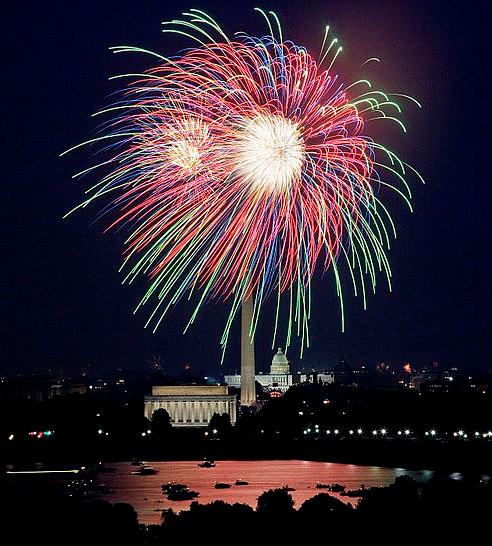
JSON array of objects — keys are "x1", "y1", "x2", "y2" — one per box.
[{"x1": 2, "y1": 475, "x2": 490, "y2": 544}]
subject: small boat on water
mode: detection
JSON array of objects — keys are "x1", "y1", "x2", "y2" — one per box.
[
  {"x1": 234, "y1": 479, "x2": 249, "y2": 486},
  {"x1": 95, "y1": 463, "x2": 116, "y2": 473},
  {"x1": 316, "y1": 482, "x2": 345, "y2": 492},
  {"x1": 79, "y1": 463, "x2": 115, "y2": 475},
  {"x1": 340, "y1": 488, "x2": 365, "y2": 498},
  {"x1": 167, "y1": 490, "x2": 199, "y2": 501},
  {"x1": 280, "y1": 485, "x2": 295, "y2": 492},
  {"x1": 214, "y1": 482, "x2": 231, "y2": 489},
  {"x1": 131, "y1": 460, "x2": 144, "y2": 466},
  {"x1": 131, "y1": 465, "x2": 157, "y2": 475},
  {"x1": 162, "y1": 482, "x2": 189, "y2": 494},
  {"x1": 198, "y1": 459, "x2": 216, "y2": 467}
]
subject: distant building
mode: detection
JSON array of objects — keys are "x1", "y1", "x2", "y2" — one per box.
[
  {"x1": 334, "y1": 359, "x2": 352, "y2": 384},
  {"x1": 410, "y1": 372, "x2": 439, "y2": 392},
  {"x1": 313, "y1": 372, "x2": 335, "y2": 385},
  {"x1": 2, "y1": 375, "x2": 87, "y2": 401},
  {"x1": 416, "y1": 370, "x2": 491, "y2": 394},
  {"x1": 51, "y1": 383, "x2": 87, "y2": 397},
  {"x1": 144, "y1": 385, "x2": 237, "y2": 427},
  {"x1": 224, "y1": 348, "x2": 334, "y2": 394},
  {"x1": 224, "y1": 348, "x2": 293, "y2": 393},
  {"x1": 333, "y1": 360, "x2": 400, "y2": 390}
]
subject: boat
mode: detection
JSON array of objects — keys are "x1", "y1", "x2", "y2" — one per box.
[
  {"x1": 198, "y1": 459, "x2": 216, "y2": 468},
  {"x1": 79, "y1": 463, "x2": 115, "y2": 475},
  {"x1": 162, "y1": 482, "x2": 189, "y2": 494},
  {"x1": 131, "y1": 465, "x2": 156, "y2": 475},
  {"x1": 95, "y1": 463, "x2": 116, "y2": 473},
  {"x1": 214, "y1": 482, "x2": 231, "y2": 489},
  {"x1": 340, "y1": 488, "x2": 365, "y2": 498},
  {"x1": 131, "y1": 460, "x2": 144, "y2": 466},
  {"x1": 280, "y1": 485, "x2": 295, "y2": 492},
  {"x1": 167, "y1": 490, "x2": 199, "y2": 501},
  {"x1": 315, "y1": 482, "x2": 345, "y2": 492},
  {"x1": 234, "y1": 479, "x2": 249, "y2": 486}
]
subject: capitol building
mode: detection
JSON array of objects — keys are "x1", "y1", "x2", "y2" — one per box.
[
  {"x1": 224, "y1": 348, "x2": 334, "y2": 394},
  {"x1": 224, "y1": 348, "x2": 293, "y2": 393}
]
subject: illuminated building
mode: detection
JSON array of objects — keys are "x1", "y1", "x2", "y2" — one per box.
[
  {"x1": 144, "y1": 385, "x2": 237, "y2": 427},
  {"x1": 225, "y1": 348, "x2": 291, "y2": 393},
  {"x1": 224, "y1": 348, "x2": 333, "y2": 394}
]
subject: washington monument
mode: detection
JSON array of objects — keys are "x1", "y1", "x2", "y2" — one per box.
[{"x1": 240, "y1": 297, "x2": 256, "y2": 406}]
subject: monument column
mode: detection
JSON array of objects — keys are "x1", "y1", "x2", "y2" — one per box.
[{"x1": 241, "y1": 295, "x2": 256, "y2": 406}]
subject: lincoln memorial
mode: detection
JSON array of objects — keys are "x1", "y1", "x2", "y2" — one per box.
[{"x1": 144, "y1": 385, "x2": 237, "y2": 427}]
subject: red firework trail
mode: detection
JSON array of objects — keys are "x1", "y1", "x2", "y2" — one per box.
[{"x1": 62, "y1": 9, "x2": 423, "y2": 356}]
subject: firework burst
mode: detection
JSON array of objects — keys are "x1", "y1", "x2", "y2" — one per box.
[{"x1": 63, "y1": 8, "x2": 423, "y2": 356}]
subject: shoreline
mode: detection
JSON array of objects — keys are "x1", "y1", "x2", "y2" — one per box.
[{"x1": 4, "y1": 437, "x2": 492, "y2": 476}]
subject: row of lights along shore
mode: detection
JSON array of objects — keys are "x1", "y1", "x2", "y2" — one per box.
[
  {"x1": 302, "y1": 427, "x2": 492, "y2": 439},
  {"x1": 8, "y1": 429, "x2": 492, "y2": 441}
]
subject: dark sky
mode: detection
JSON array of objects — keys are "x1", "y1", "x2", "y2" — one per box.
[{"x1": 4, "y1": 0, "x2": 491, "y2": 376}]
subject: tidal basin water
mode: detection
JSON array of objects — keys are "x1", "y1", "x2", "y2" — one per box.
[{"x1": 95, "y1": 460, "x2": 436, "y2": 524}]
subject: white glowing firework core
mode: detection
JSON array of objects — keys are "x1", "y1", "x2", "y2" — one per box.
[
  {"x1": 169, "y1": 141, "x2": 201, "y2": 173},
  {"x1": 237, "y1": 114, "x2": 304, "y2": 193},
  {"x1": 166, "y1": 119, "x2": 210, "y2": 175}
]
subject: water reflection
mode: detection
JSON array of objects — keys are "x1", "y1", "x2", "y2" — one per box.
[{"x1": 94, "y1": 460, "x2": 435, "y2": 524}]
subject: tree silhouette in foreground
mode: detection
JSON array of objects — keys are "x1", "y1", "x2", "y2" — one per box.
[{"x1": 256, "y1": 488, "x2": 295, "y2": 517}]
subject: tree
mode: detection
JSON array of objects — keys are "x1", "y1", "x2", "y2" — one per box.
[
  {"x1": 150, "y1": 408, "x2": 171, "y2": 436},
  {"x1": 356, "y1": 476, "x2": 421, "y2": 526},
  {"x1": 256, "y1": 488, "x2": 295, "y2": 516},
  {"x1": 208, "y1": 412, "x2": 232, "y2": 436},
  {"x1": 112, "y1": 503, "x2": 140, "y2": 541},
  {"x1": 298, "y1": 493, "x2": 353, "y2": 521}
]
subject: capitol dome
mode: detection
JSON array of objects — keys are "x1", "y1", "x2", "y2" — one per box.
[{"x1": 270, "y1": 348, "x2": 290, "y2": 375}]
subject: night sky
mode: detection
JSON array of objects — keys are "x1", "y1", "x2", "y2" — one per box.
[{"x1": 4, "y1": 0, "x2": 491, "y2": 377}]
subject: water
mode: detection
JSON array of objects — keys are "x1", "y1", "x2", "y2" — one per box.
[{"x1": 94, "y1": 460, "x2": 437, "y2": 524}]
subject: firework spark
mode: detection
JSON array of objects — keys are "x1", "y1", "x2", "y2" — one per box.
[{"x1": 63, "y1": 8, "x2": 423, "y2": 356}]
